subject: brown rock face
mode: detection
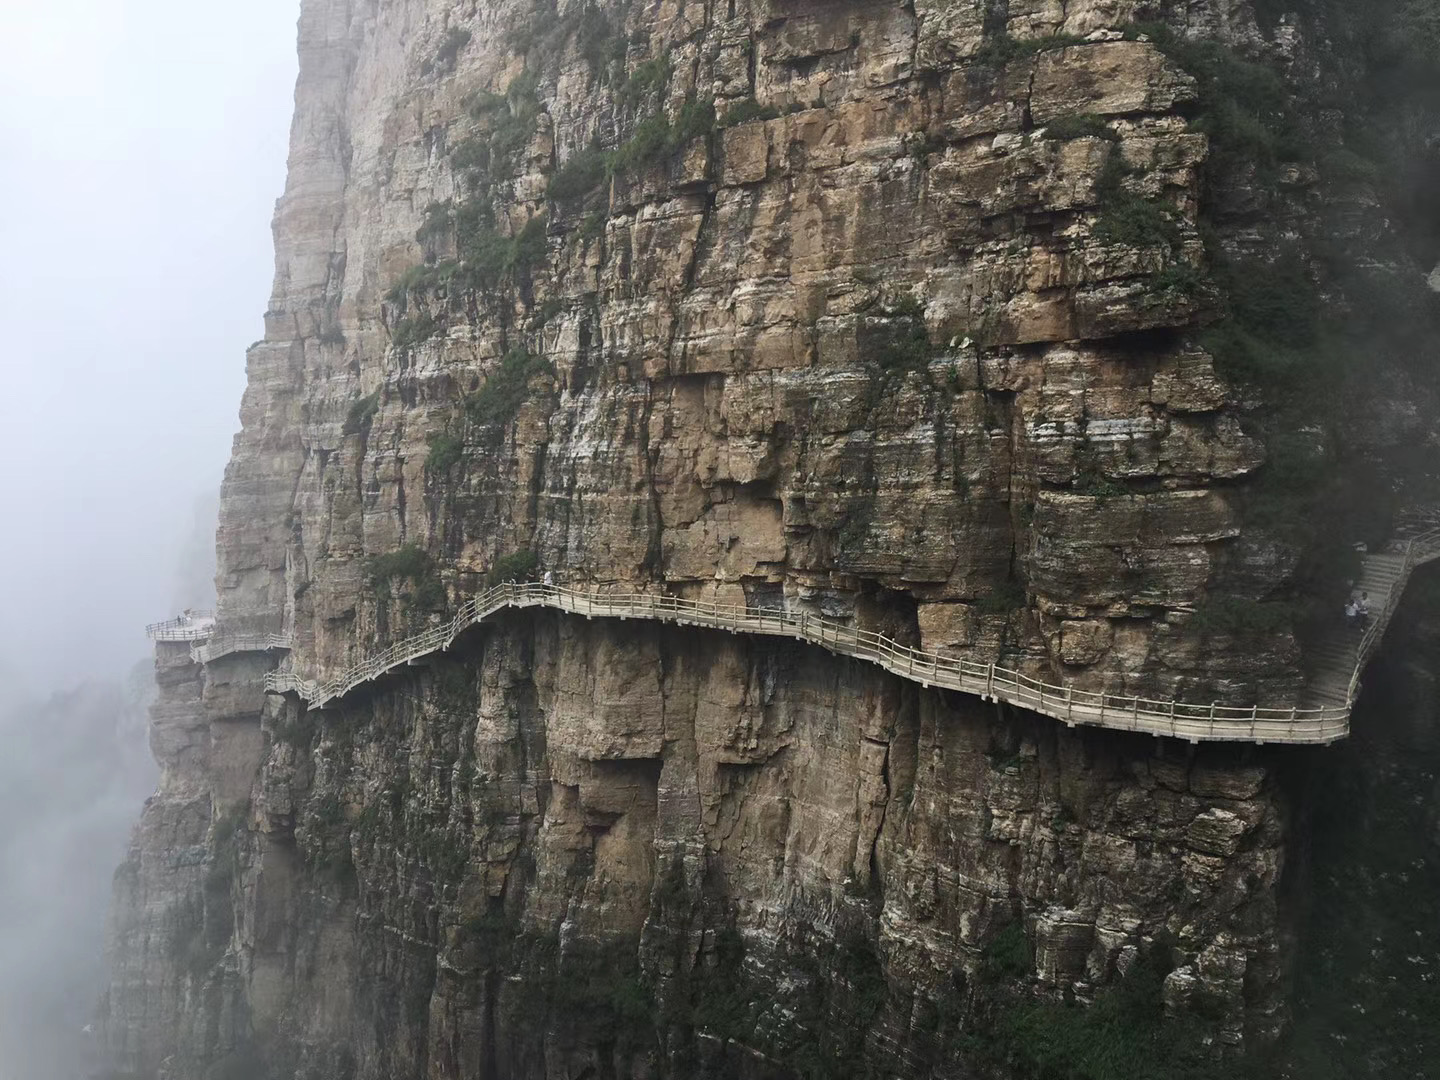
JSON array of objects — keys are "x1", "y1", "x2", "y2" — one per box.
[
  {"x1": 203, "y1": 616, "x2": 1285, "y2": 1078},
  {"x1": 224, "y1": 0, "x2": 1296, "y2": 708},
  {"x1": 103, "y1": 0, "x2": 1439, "y2": 1075}
]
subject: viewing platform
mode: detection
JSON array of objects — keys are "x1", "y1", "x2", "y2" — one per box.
[
  {"x1": 145, "y1": 611, "x2": 290, "y2": 665},
  {"x1": 145, "y1": 611, "x2": 216, "y2": 643}
]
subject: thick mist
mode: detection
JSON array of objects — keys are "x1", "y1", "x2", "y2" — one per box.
[
  {"x1": 0, "y1": 2, "x2": 298, "y2": 1077},
  {"x1": 0, "y1": 0, "x2": 298, "y2": 694}
]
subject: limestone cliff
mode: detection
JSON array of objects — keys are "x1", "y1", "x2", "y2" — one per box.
[{"x1": 104, "y1": 0, "x2": 1440, "y2": 1076}]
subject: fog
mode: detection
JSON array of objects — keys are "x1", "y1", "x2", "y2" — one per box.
[
  {"x1": 0, "y1": 0, "x2": 299, "y2": 692},
  {"x1": 0, "y1": 1, "x2": 298, "y2": 1076}
]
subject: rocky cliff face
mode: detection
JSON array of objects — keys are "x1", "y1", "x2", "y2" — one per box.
[{"x1": 105, "y1": 0, "x2": 1440, "y2": 1076}]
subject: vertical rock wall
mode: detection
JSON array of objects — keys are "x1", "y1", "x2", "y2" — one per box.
[{"x1": 104, "y1": 0, "x2": 1440, "y2": 1076}]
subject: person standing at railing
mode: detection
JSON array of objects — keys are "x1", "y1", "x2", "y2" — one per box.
[
  {"x1": 1356, "y1": 592, "x2": 1370, "y2": 626},
  {"x1": 543, "y1": 570, "x2": 554, "y2": 587}
]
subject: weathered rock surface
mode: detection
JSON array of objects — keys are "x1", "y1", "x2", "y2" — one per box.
[{"x1": 104, "y1": 0, "x2": 1440, "y2": 1076}]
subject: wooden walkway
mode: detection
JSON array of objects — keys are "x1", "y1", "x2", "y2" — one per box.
[{"x1": 150, "y1": 525, "x2": 1440, "y2": 746}]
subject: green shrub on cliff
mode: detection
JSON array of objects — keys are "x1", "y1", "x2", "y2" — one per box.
[
  {"x1": 1192, "y1": 595, "x2": 1294, "y2": 637},
  {"x1": 342, "y1": 392, "x2": 380, "y2": 435},
  {"x1": 366, "y1": 544, "x2": 446, "y2": 613},
  {"x1": 1124, "y1": 22, "x2": 1302, "y2": 176},
  {"x1": 1042, "y1": 113, "x2": 1118, "y2": 141},
  {"x1": 364, "y1": 544, "x2": 433, "y2": 586},
  {"x1": 618, "y1": 56, "x2": 671, "y2": 110},
  {"x1": 453, "y1": 214, "x2": 548, "y2": 291},
  {"x1": 433, "y1": 26, "x2": 471, "y2": 71},
  {"x1": 547, "y1": 145, "x2": 609, "y2": 202},
  {"x1": 390, "y1": 311, "x2": 442, "y2": 351},
  {"x1": 720, "y1": 97, "x2": 781, "y2": 126},
  {"x1": 1199, "y1": 253, "x2": 1321, "y2": 390},
  {"x1": 611, "y1": 96, "x2": 716, "y2": 178},
  {"x1": 963, "y1": 937, "x2": 1249, "y2": 1080},
  {"x1": 1093, "y1": 153, "x2": 1179, "y2": 248},
  {"x1": 974, "y1": 31, "x2": 1085, "y2": 68},
  {"x1": 466, "y1": 348, "x2": 553, "y2": 428},
  {"x1": 425, "y1": 432, "x2": 464, "y2": 475},
  {"x1": 486, "y1": 549, "x2": 539, "y2": 586},
  {"x1": 414, "y1": 200, "x2": 454, "y2": 247}
]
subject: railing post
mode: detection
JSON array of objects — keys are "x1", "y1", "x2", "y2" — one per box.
[{"x1": 1065, "y1": 686, "x2": 1073, "y2": 724}]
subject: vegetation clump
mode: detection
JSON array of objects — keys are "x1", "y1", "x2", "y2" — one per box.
[
  {"x1": 1093, "y1": 153, "x2": 1179, "y2": 249},
  {"x1": 363, "y1": 544, "x2": 446, "y2": 611},
  {"x1": 390, "y1": 311, "x2": 442, "y2": 351},
  {"x1": 433, "y1": 26, "x2": 472, "y2": 71},
  {"x1": 486, "y1": 549, "x2": 540, "y2": 585},
  {"x1": 466, "y1": 348, "x2": 554, "y2": 428},
  {"x1": 425, "y1": 432, "x2": 464, "y2": 474},
  {"x1": 720, "y1": 97, "x2": 781, "y2": 126},
  {"x1": 618, "y1": 56, "x2": 671, "y2": 110},
  {"x1": 1192, "y1": 595, "x2": 1294, "y2": 637},
  {"x1": 342, "y1": 392, "x2": 380, "y2": 436},
  {"x1": 974, "y1": 32, "x2": 1085, "y2": 67},
  {"x1": 1124, "y1": 22, "x2": 1304, "y2": 179},
  {"x1": 1041, "y1": 113, "x2": 1118, "y2": 141},
  {"x1": 874, "y1": 293, "x2": 936, "y2": 374},
  {"x1": 364, "y1": 543, "x2": 434, "y2": 587},
  {"x1": 546, "y1": 145, "x2": 610, "y2": 202}
]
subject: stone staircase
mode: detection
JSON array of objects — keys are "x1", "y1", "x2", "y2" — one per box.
[{"x1": 1300, "y1": 551, "x2": 1410, "y2": 710}]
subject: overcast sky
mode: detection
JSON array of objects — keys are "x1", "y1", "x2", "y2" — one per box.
[{"x1": 0, "y1": 0, "x2": 300, "y2": 697}]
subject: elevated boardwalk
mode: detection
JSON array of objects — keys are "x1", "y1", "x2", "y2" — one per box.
[
  {"x1": 148, "y1": 524, "x2": 1438, "y2": 746},
  {"x1": 261, "y1": 520, "x2": 1437, "y2": 745},
  {"x1": 190, "y1": 633, "x2": 292, "y2": 665},
  {"x1": 146, "y1": 613, "x2": 288, "y2": 665}
]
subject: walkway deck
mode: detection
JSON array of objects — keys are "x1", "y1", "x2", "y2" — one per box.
[
  {"x1": 190, "y1": 633, "x2": 292, "y2": 665},
  {"x1": 148, "y1": 525, "x2": 1438, "y2": 746},
  {"x1": 145, "y1": 611, "x2": 216, "y2": 643}
]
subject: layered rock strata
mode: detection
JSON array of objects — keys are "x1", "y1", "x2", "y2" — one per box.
[{"x1": 106, "y1": 0, "x2": 1440, "y2": 1076}]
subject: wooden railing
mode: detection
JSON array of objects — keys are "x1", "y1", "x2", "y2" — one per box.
[
  {"x1": 191, "y1": 633, "x2": 292, "y2": 665},
  {"x1": 144, "y1": 611, "x2": 216, "y2": 643},
  {"x1": 263, "y1": 583, "x2": 1359, "y2": 744},
  {"x1": 156, "y1": 522, "x2": 1440, "y2": 746}
]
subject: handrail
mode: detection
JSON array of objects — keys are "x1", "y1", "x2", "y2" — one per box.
[
  {"x1": 145, "y1": 610, "x2": 215, "y2": 634},
  {"x1": 191, "y1": 633, "x2": 293, "y2": 665},
  {"x1": 262, "y1": 582, "x2": 1359, "y2": 744},
  {"x1": 145, "y1": 612, "x2": 217, "y2": 642}
]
